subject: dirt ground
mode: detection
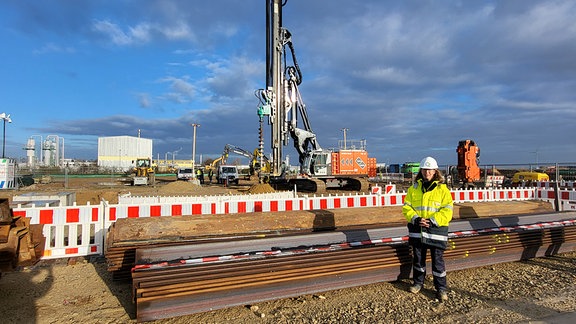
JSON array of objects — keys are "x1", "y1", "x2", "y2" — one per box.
[
  {"x1": 0, "y1": 251, "x2": 574, "y2": 324},
  {"x1": 1, "y1": 177, "x2": 575, "y2": 323}
]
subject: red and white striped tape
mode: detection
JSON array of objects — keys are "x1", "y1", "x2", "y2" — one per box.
[{"x1": 133, "y1": 218, "x2": 576, "y2": 270}]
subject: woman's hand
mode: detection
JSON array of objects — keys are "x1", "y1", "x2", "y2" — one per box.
[{"x1": 419, "y1": 218, "x2": 430, "y2": 228}]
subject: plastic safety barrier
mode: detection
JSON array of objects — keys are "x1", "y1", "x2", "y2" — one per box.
[{"x1": 12, "y1": 185, "x2": 572, "y2": 260}]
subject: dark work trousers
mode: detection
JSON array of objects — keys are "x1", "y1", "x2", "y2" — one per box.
[{"x1": 411, "y1": 243, "x2": 447, "y2": 292}]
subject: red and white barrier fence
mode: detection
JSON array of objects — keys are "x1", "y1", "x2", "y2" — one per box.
[
  {"x1": 13, "y1": 203, "x2": 104, "y2": 259},
  {"x1": 11, "y1": 184, "x2": 574, "y2": 260}
]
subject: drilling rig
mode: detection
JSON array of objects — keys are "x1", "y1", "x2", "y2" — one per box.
[{"x1": 256, "y1": 0, "x2": 376, "y2": 192}]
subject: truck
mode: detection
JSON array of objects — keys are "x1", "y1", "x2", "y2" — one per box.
[
  {"x1": 217, "y1": 165, "x2": 240, "y2": 185},
  {"x1": 256, "y1": 0, "x2": 376, "y2": 192}
]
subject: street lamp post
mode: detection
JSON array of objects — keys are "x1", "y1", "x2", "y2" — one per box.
[
  {"x1": 341, "y1": 128, "x2": 349, "y2": 150},
  {"x1": 1, "y1": 113, "x2": 12, "y2": 159},
  {"x1": 191, "y1": 123, "x2": 200, "y2": 178}
]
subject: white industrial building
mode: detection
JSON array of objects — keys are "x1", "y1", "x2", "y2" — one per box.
[{"x1": 97, "y1": 136, "x2": 153, "y2": 171}]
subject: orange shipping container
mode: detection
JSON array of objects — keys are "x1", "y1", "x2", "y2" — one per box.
[{"x1": 331, "y1": 150, "x2": 372, "y2": 176}]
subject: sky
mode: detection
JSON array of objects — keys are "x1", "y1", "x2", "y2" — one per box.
[{"x1": 1, "y1": 0, "x2": 576, "y2": 168}]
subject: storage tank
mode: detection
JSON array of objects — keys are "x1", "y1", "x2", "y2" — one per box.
[
  {"x1": 43, "y1": 139, "x2": 56, "y2": 166},
  {"x1": 25, "y1": 138, "x2": 36, "y2": 167}
]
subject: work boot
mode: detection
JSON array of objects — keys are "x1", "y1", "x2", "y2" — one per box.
[
  {"x1": 437, "y1": 290, "x2": 448, "y2": 301},
  {"x1": 409, "y1": 284, "x2": 422, "y2": 294}
]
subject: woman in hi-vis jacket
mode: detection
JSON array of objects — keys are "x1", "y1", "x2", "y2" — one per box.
[{"x1": 402, "y1": 156, "x2": 453, "y2": 301}]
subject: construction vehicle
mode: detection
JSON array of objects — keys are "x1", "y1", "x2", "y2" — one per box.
[
  {"x1": 217, "y1": 165, "x2": 240, "y2": 185},
  {"x1": 401, "y1": 162, "x2": 420, "y2": 175},
  {"x1": 256, "y1": 0, "x2": 376, "y2": 192},
  {"x1": 176, "y1": 168, "x2": 194, "y2": 181},
  {"x1": 251, "y1": 148, "x2": 271, "y2": 180},
  {"x1": 130, "y1": 158, "x2": 155, "y2": 185},
  {"x1": 222, "y1": 144, "x2": 271, "y2": 179},
  {"x1": 511, "y1": 171, "x2": 549, "y2": 187},
  {"x1": 456, "y1": 139, "x2": 481, "y2": 188},
  {"x1": 206, "y1": 155, "x2": 225, "y2": 172},
  {"x1": 221, "y1": 144, "x2": 256, "y2": 174},
  {"x1": 206, "y1": 144, "x2": 271, "y2": 183}
]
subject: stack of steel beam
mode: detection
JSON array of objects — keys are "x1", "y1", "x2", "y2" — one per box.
[
  {"x1": 106, "y1": 201, "x2": 554, "y2": 280},
  {"x1": 131, "y1": 212, "x2": 576, "y2": 322}
]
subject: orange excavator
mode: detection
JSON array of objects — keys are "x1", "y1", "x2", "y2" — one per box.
[{"x1": 456, "y1": 139, "x2": 481, "y2": 188}]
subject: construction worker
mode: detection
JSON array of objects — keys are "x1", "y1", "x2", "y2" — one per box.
[
  {"x1": 208, "y1": 168, "x2": 213, "y2": 184},
  {"x1": 196, "y1": 168, "x2": 204, "y2": 184},
  {"x1": 402, "y1": 156, "x2": 453, "y2": 301}
]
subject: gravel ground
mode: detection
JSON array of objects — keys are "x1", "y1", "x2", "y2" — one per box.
[{"x1": 0, "y1": 251, "x2": 574, "y2": 323}]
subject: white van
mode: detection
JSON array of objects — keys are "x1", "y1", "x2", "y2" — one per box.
[
  {"x1": 217, "y1": 165, "x2": 239, "y2": 185},
  {"x1": 177, "y1": 168, "x2": 194, "y2": 180}
]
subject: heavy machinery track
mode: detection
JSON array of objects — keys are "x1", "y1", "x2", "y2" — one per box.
[
  {"x1": 288, "y1": 178, "x2": 326, "y2": 192},
  {"x1": 273, "y1": 177, "x2": 370, "y2": 193}
]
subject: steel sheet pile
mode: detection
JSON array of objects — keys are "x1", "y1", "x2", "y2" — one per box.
[
  {"x1": 130, "y1": 212, "x2": 576, "y2": 322},
  {"x1": 105, "y1": 201, "x2": 553, "y2": 280}
]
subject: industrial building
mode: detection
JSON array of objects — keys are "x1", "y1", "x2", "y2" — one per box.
[
  {"x1": 23, "y1": 135, "x2": 65, "y2": 168},
  {"x1": 97, "y1": 136, "x2": 153, "y2": 171}
]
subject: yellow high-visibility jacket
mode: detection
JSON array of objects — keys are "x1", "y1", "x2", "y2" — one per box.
[{"x1": 403, "y1": 179, "x2": 454, "y2": 248}]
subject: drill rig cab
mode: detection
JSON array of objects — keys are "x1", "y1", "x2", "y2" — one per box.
[{"x1": 256, "y1": 0, "x2": 376, "y2": 192}]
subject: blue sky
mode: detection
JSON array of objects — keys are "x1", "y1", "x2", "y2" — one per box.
[{"x1": 1, "y1": 0, "x2": 576, "y2": 167}]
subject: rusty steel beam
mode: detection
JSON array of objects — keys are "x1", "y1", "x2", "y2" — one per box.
[{"x1": 132, "y1": 213, "x2": 576, "y2": 322}]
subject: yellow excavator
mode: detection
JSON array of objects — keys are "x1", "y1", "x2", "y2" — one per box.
[
  {"x1": 251, "y1": 148, "x2": 271, "y2": 181},
  {"x1": 205, "y1": 145, "x2": 271, "y2": 182},
  {"x1": 206, "y1": 155, "x2": 225, "y2": 172}
]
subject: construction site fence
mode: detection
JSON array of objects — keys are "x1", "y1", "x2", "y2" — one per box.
[{"x1": 10, "y1": 183, "x2": 576, "y2": 261}]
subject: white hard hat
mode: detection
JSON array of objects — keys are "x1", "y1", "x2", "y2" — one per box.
[{"x1": 420, "y1": 156, "x2": 438, "y2": 169}]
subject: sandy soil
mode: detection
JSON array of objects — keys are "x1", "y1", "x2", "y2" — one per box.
[{"x1": 0, "y1": 252, "x2": 574, "y2": 324}]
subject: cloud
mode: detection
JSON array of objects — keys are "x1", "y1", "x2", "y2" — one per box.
[
  {"x1": 91, "y1": 20, "x2": 135, "y2": 46},
  {"x1": 203, "y1": 56, "x2": 262, "y2": 100},
  {"x1": 137, "y1": 93, "x2": 152, "y2": 108},
  {"x1": 5, "y1": 0, "x2": 576, "y2": 165},
  {"x1": 158, "y1": 76, "x2": 196, "y2": 103},
  {"x1": 33, "y1": 42, "x2": 76, "y2": 55},
  {"x1": 91, "y1": 19, "x2": 196, "y2": 46}
]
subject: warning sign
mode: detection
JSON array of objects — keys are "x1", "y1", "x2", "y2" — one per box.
[{"x1": 356, "y1": 157, "x2": 366, "y2": 169}]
